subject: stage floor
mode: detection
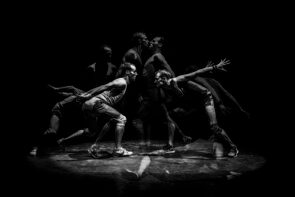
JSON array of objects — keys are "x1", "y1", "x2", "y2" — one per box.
[{"x1": 24, "y1": 139, "x2": 268, "y2": 196}]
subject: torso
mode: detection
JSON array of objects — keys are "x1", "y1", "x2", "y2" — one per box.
[{"x1": 84, "y1": 78, "x2": 127, "y2": 110}]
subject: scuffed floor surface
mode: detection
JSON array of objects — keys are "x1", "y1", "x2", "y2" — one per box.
[{"x1": 25, "y1": 139, "x2": 269, "y2": 197}]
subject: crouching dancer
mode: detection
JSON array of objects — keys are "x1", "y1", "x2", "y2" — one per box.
[{"x1": 78, "y1": 62, "x2": 138, "y2": 158}]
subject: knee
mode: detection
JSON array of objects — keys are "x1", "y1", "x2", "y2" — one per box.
[
  {"x1": 113, "y1": 114, "x2": 127, "y2": 126},
  {"x1": 204, "y1": 91, "x2": 213, "y2": 106},
  {"x1": 166, "y1": 120, "x2": 176, "y2": 130},
  {"x1": 83, "y1": 128, "x2": 95, "y2": 137}
]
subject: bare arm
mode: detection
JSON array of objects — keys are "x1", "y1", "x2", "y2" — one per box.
[
  {"x1": 76, "y1": 79, "x2": 125, "y2": 102},
  {"x1": 48, "y1": 85, "x2": 84, "y2": 95},
  {"x1": 174, "y1": 59, "x2": 230, "y2": 83}
]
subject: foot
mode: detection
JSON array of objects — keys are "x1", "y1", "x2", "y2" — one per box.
[
  {"x1": 182, "y1": 136, "x2": 192, "y2": 144},
  {"x1": 227, "y1": 146, "x2": 239, "y2": 157},
  {"x1": 162, "y1": 144, "x2": 175, "y2": 153},
  {"x1": 56, "y1": 138, "x2": 66, "y2": 151},
  {"x1": 29, "y1": 147, "x2": 38, "y2": 156},
  {"x1": 113, "y1": 147, "x2": 133, "y2": 157},
  {"x1": 88, "y1": 144, "x2": 102, "y2": 158},
  {"x1": 122, "y1": 169, "x2": 140, "y2": 180}
]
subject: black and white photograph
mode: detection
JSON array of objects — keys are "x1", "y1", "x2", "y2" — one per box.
[{"x1": 8, "y1": 3, "x2": 286, "y2": 197}]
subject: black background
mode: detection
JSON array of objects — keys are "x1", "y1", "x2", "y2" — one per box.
[{"x1": 7, "y1": 2, "x2": 287, "y2": 196}]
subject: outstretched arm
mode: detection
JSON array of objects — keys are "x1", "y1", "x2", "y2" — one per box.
[
  {"x1": 174, "y1": 59, "x2": 230, "y2": 83},
  {"x1": 48, "y1": 85, "x2": 84, "y2": 95}
]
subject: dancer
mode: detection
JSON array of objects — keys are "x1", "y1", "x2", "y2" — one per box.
[
  {"x1": 154, "y1": 59, "x2": 240, "y2": 157},
  {"x1": 81, "y1": 62, "x2": 138, "y2": 158}
]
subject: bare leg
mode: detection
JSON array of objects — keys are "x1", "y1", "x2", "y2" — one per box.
[
  {"x1": 167, "y1": 120, "x2": 175, "y2": 147},
  {"x1": 165, "y1": 105, "x2": 176, "y2": 147},
  {"x1": 42, "y1": 114, "x2": 60, "y2": 145},
  {"x1": 205, "y1": 96, "x2": 238, "y2": 157},
  {"x1": 132, "y1": 118, "x2": 145, "y2": 145},
  {"x1": 94, "y1": 121, "x2": 112, "y2": 144},
  {"x1": 144, "y1": 122, "x2": 152, "y2": 146},
  {"x1": 133, "y1": 118, "x2": 152, "y2": 146},
  {"x1": 34, "y1": 114, "x2": 61, "y2": 156},
  {"x1": 171, "y1": 119, "x2": 192, "y2": 144},
  {"x1": 206, "y1": 103, "x2": 236, "y2": 147},
  {"x1": 57, "y1": 129, "x2": 86, "y2": 145},
  {"x1": 115, "y1": 123, "x2": 125, "y2": 149}
]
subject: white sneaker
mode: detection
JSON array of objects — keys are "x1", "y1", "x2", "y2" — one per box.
[
  {"x1": 29, "y1": 147, "x2": 38, "y2": 156},
  {"x1": 113, "y1": 147, "x2": 133, "y2": 157}
]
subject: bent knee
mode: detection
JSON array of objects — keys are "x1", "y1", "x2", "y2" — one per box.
[
  {"x1": 204, "y1": 91, "x2": 214, "y2": 106},
  {"x1": 82, "y1": 128, "x2": 94, "y2": 137},
  {"x1": 113, "y1": 114, "x2": 127, "y2": 126}
]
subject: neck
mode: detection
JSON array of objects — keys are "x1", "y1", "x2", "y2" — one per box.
[{"x1": 154, "y1": 48, "x2": 161, "y2": 54}]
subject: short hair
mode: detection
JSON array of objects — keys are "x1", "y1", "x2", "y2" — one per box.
[
  {"x1": 153, "y1": 36, "x2": 165, "y2": 46},
  {"x1": 131, "y1": 32, "x2": 147, "y2": 46},
  {"x1": 155, "y1": 69, "x2": 173, "y2": 79},
  {"x1": 115, "y1": 62, "x2": 136, "y2": 78}
]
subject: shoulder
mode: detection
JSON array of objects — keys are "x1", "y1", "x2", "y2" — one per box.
[
  {"x1": 126, "y1": 49, "x2": 140, "y2": 58},
  {"x1": 112, "y1": 78, "x2": 127, "y2": 86},
  {"x1": 154, "y1": 53, "x2": 166, "y2": 62},
  {"x1": 154, "y1": 53, "x2": 164, "y2": 58}
]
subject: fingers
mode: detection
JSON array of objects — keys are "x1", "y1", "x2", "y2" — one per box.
[
  {"x1": 221, "y1": 58, "x2": 231, "y2": 65},
  {"x1": 206, "y1": 61, "x2": 214, "y2": 68}
]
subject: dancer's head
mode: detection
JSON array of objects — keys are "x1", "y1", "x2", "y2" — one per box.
[
  {"x1": 116, "y1": 62, "x2": 137, "y2": 82},
  {"x1": 154, "y1": 69, "x2": 172, "y2": 87},
  {"x1": 150, "y1": 36, "x2": 165, "y2": 52},
  {"x1": 97, "y1": 44, "x2": 112, "y2": 62},
  {"x1": 131, "y1": 32, "x2": 149, "y2": 48}
]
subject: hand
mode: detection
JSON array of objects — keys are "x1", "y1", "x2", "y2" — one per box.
[
  {"x1": 205, "y1": 61, "x2": 214, "y2": 68},
  {"x1": 214, "y1": 58, "x2": 231, "y2": 72}
]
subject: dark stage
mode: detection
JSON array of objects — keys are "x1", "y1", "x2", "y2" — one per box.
[
  {"x1": 8, "y1": 4, "x2": 285, "y2": 196},
  {"x1": 22, "y1": 139, "x2": 269, "y2": 197}
]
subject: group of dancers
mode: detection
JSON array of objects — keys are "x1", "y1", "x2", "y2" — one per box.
[{"x1": 31, "y1": 32, "x2": 248, "y2": 158}]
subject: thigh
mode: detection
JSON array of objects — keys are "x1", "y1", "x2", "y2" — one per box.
[{"x1": 93, "y1": 101, "x2": 122, "y2": 120}]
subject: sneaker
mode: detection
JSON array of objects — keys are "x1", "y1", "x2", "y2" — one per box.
[
  {"x1": 182, "y1": 136, "x2": 192, "y2": 144},
  {"x1": 162, "y1": 144, "x2": 175, "y2": 154},
  {"x1": 29, "y1": 147, "x2": 38, "y2": 157},
  {"x1": 113, "y1": 147, "x2": 133, "y2": 157},
  {"x1": 228, "y1": 146, "x2": 239, "y2": 157}
]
